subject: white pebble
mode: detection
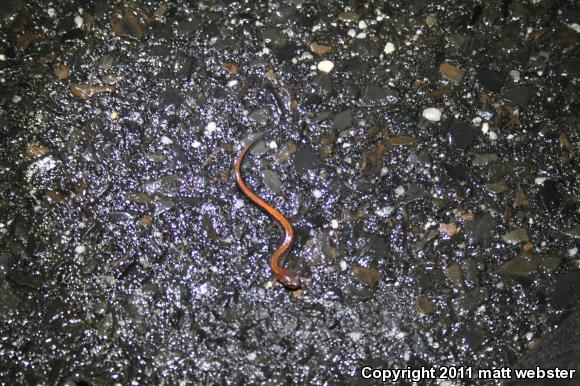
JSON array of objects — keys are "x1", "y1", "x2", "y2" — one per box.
[
  {"x1": 110, "y1": 111, "x2": 118, "y2": 120},
  {"x1": 312, "y1": 189, "x2": 322, "y2": 199},
  {"x1": 534, "y1": 177, "x2": 547, "y2": 185},
  {"x1": 356, "y1": 32, "x2": 367, "y2": 39},
  {"x1": 358, "y1": 20, "x2": 367, "y2": 29},
  {"x1": 47, "y1": 8, "x2": 56, "y2": 17},
  {"x1": 395, "y1": 185, "x2": 405, "y2": 197},
  {"x1": 161, "y1": 136, "x2": 173, "y2": 145},
  {"x1": 568, "y1": 246, "x2": 578, "y2": 257},
  {"x1": 0, "y1": 54, "x2": 5, "y2": 61},
  {"x1": 12, "y1": 95, "x2": 22, "y2": 103},
  {"x1": 509, "y1": 70, "x2": 521, "y2": 82},
  {"x1": 317, "y1": 60, "x2": 334, "y2": 73},
  {"x1": 339, "y1": 260, "x2": 348, "y2": 271},
  {"x1": 348, "y1": 332, "x2": 362, "y2": 342},
  {"x1": 375, "y1": 206, "x2": 394, "y2": 217},
  {"x1": 268, "y1": 141, "x2": 278, "y2": 149},
  {"x1": 74, "y1": 16, "x2": 83, "y2": 28},
  {"x1": 380, "y1": 166, "x2": 388, "y2": 176},
  {"x1": 347, "y1": 29, "x2": 356, "y2": 37},
  {"x1": 489, "y1": 131, "x2": 498, "y2": 140},
  {"x1": 75, "y1": 245, "x2": 86, "y2": 254},
  {"x1": 481, "y1": 122, "x2": 490, "y2": 133},
  {"x1": 234, "y1": 199, "x2": 245, "y2": 209},
  {"x1": 422, "y1": 107, "x2": 441, "y2": 122},
  {"x1": 330, "y1": 219, "x2": 339, "y2": 229},
  {"x1": 205, "y1": 121, "x2": 218, "y2": 135},
  {"x1": 192, "y1": 140, "x2": 201, "y2": 148},
  {"x1": 227, "y1": 80, "x2": 238, "y2": 87},
  {"x1": 383, "y1": 42, "x2": 395, "y2": 54}
]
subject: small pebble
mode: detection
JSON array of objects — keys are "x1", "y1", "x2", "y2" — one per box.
[
  {"x1": 534, "y1": 177, "x2": 547, "y2": 185},
  {"x1": 356, "y1": 32, "x2": 367, "y2": 39},
  {"x1": 347, "y1": 29, "x2": 356, "y2": 37},
  {"x1": 12, "y1": 95, "x2": 22, "y2": 103},
  {"x1": 348, "y1": 332, "x2": 362, "y2": 342},
  {"x1": 268, "y1": 141, "x2": 278, "y2": 149},
  {"x1": 110, "y1": 112, "x2": 118, "y2": 120},
  {"x1": 383, "y1": 42, "x2": 395, "y2": 54},
  {"x1": 509, "y1": 70, "x2": 521, "y2": 82},
  {"x1": 330, "y1": 219, "x2": 339, "y2": 229},
  {"x1": 205, "y1": 121, "x2": 218, "y2": 135},
  {"x1": 395, "y1": 185, "x2": 405, "y2": 197},
  {"x1": 358, "y1": 20, "x2": 367, "y2": 29},
  {"x1": 340, "y1": 260, "x2": 348, "y2": 271},
  {"x1": 74, "y1": 16, "x2": 83, "y2": 28},
  {"x1": 161, "y1": 136, "x2": 173, "y2": 145},
  {"x1": 192, "y1": 140, "x2": 201, "y2": 148},
  {"x1": 47, "y1": 8, "x2": 56, "y2": 17},
  {"x1": 422, "y1": 107, "x2": 442, "y2": 122},
  {"x1": 569, "y1": 246, "x2": 578, "y2": 257},
  {"x1": 75, "y1": 245, "x2": 86, "y2": 254},
  {"x1": 481, "y1": 122, "x2": 490, "y2": 133},
  {"x1": 489, "y1": 131, "x2": 498, "y2": 140},
  {"x1": 312, "y1": 189, "x2": 322, "y2": 199},
  {"x1": 317, "y1": 60, "x2": 334, "y2": 73}
]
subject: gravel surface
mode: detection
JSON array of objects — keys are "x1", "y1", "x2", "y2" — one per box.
[{"x1": 1, "y1": 0, "x2": 579, "y2": 384}]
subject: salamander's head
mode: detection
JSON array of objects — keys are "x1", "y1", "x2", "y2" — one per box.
[{"x1": 277, "y1": 269, "x2": 301, "y2": 290}]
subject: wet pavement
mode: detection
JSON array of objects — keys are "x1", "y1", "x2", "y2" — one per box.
[{"x1": 0, "y1": 0, "x2": 579, "y2": 384}]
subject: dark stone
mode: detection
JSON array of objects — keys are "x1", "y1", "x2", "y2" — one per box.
[
  {"x1": 367, "y1": 234, "x2": 388, "y2": 259},
  {"x1": 332, "y1": 110, "x2": 353, "y2": 131},
  {"x1": 275, "y1": 43, "x2": 298, "y2": 62},
  {"x1": 449, "y1": 121, "x2": 480, "y2": 149},
  {"x1": 550, "y1": 271, "x2": 580, "y2": 310},
  {"x1": 292, "y1": 146, "x2": 321, "y2": 173},
  {"x1": 454, "y1": 325, "x2": 485, "y2": 351},
  {"x1": 361, "y1": 85, "x2": 398, "y2": 106},
  {"x1": 0, "y1": 0, "x2": 22, "y2": 21},
  {"x1": 505, "y1": 86, "x2": 536, "y2": 107},
  {"x1": 477, "y1": 69, "x2": 505, "y2": 92},
  {"x1": 538, "y1": 180, "x2": 561, "y2": 210},
  {"x1": 507, "y1": 309, "x2": 580, "y2": 386},
  {"x1": 464, "y1": 214, "x2": 497, "y2": 245}
]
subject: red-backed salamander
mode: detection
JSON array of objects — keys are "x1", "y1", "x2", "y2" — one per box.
[{"x1": 234, "y1": 138, "x2": 301, "y2": 290}]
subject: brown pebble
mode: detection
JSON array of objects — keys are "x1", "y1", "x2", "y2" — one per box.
[
  {"x1": 339, "y1": 11, "x2": 359, "y2": 22},
  {"x1": 126, "y1": 192, "x2": 153, "y2": 204},
  {"x1": 360, "y1": 144, "x2": 386, "y2": 171},
  {"x1": 522, "y1": 241, "x2": 534, "y2": 252},
  {"x1": 352, "y1": 265, "x2": 381, "y2": 288},
  {"x1": 45, "y1": 190, "x2": 63, "y2": 204},
  {"x1": 418, "y1": 296, "x2": 435, "y2": 315},
  {"x1": 310, "y1": 42, "x2": 332, "y2": 55},
  {"x1": 439, "y1": 63, "x2": 465, "y2": 82},
  {"x1": 446, "y1": 264, "x2": 463, "y2": 287},
  {"x1": 439, "y1": 222, "x2": 460, "y2": 237},
  {"x1": 274, "y1": 142, "x2": 297, "y2": 163},
  {"x1": 16, "y1": 32, "x2": 42, "y2": 49},
  {"x1": 453, "y1": 208, "x2": 475, "y2": 221},
  {"x1": 485, "y1": 181, "x2": 508, "y2": 194},
  {"x1": 26, "y1": 145, "x2": 50, "y2": 158},
  {"x1": 70, "y1": 83, "x2": 115, "y2": 100},
  {"x1": 139, "y1": 215, "x2": 153, "y2": 226},
  {"x1": 54, "y1": 64, "x2": 70, "y2": 80},
  {"x1": 386, "y1": 135, "x2": 417, "y2": 146},
  {"x1": 265, "y1": 69, "x2": 277, "y2": 83},
  {"x1": 220, "y1": 63, "x2": 238, "y2": 75},
  {"x1": 514, "y1": 189, "x2": 529, "y2": 207}
]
